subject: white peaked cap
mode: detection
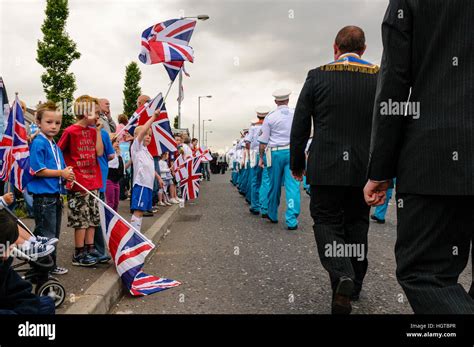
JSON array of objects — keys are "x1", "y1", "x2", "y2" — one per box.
[
  {"x1": 255, "y1": 106, "x2": 272, "y2": 115},
  {"x1": 272, "y1": 88, "x2": 292, "y2": 101}
]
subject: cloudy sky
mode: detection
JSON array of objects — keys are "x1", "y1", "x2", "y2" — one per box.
[{"x1": 0, "y1": 0, "x2": 388, "y2": 152}]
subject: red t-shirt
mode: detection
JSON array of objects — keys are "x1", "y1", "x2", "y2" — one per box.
[{"x1": 58, "y1": 124, "x2": 102, "y2": 192}]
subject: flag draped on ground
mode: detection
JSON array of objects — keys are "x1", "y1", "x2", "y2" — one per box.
[
  {"x1": 98, "y1": 203, "x2": 181, "y2": 296},
  {"x1": 0, "y1": 96, "x2": 33, "y2": 191}
]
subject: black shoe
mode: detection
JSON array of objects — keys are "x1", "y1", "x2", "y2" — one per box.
[
  {"x1": 351, "y1": 292, "x2": 360, "y2": 301},
  {"x1": 370, "y1": 214, "x2": 385, "y2": 224},
  {"x1": 265, "y1": 215, "x2": 278, "y2": 223},
  {"x1": 249, "y1": 209, "x2": 260, "y2": 215},
  {"x1": 72, "y1": 253, "x2": 98, "y2": 267},
  {"x1": 143, "y1": 211, "x2": 154, "y2": 217},
  {"x1": 331, "y1": 277, "x2": 354, "y2": 314},
  {"x1": 287, "y1": 225, "x2": 298, "y2": 231}
]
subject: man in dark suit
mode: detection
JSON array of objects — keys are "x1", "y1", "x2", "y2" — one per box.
[
  {"x1": 291, "y1": 26, "x2": 379, "y2": 314},
  {"x1": 364, "y1": 0, "x2": 474, "y2": 314}
]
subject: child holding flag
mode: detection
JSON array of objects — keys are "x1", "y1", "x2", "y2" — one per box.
[
  {"x1": 130, "y1": 110, "x2": 162, "y2": 231},
  {"x1": 58, "y1": 95, "x2": 104, "y2": 267}
]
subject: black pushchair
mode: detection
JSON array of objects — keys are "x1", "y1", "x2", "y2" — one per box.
[{"x1": 4, "y1": 207, "x2": 66, "y2": 308}]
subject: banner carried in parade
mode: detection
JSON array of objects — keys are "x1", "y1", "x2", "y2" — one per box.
[
  {"x1": 98, "y1": 202, "x2": 181, "y2": 296},
  {"x1": 0, "y1": 95, "x2": 33, "y2": 191}
]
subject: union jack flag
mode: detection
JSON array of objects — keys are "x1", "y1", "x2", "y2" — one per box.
[
  {"x1": 180, "y1": 157, "x2": 202, "y2": 201},
  {"x1": 0, "y1": 96, "x2": 33, "y2": 191},
  {"x1": 99, "y1": 202, "x2": 180, "y2": 296},
  {"x1": 164, "y1": 61, "x2": 191, "y2": 82},
  {"x1": 194, "y1": 147, "x2": 213, "y2": 161},
  {"x1": 137, "y1": 94, "x2": 177, "y2": 157},
  {"x1": 172, "y1": 154, "x2": 188, "y2": 183},
  {"x1": 139, "y1": 19, "x2": 196, "y2": 66}
]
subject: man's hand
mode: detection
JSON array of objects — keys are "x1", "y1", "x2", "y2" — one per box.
[
  {"x1": 363, "y1": 180, "x2": 391, "y2": 206},
  {"x1": 292, "y1": 169, "x2": 305, "y2": 182},
  {"x1": 2, "y1": 192, "x2": 14, "y2": 206},
  {"x1": 61, "y1": 167, "x2": 75, "y2": 181},
  {"x1": 96, "y1": 119, "x2": 104, "y2": 131},
  {"x1": 258, "y1": 158, "x2": 264, "y2": 168}
]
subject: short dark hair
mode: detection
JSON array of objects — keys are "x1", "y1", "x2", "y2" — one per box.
[
  {"x1": 191, "y1": 138, "x2": 198, "y2": 143},
  {"x1": 335, "y1": 26, "x2": 366, "y2": 54},
  {"x1": 0, "y1": 210, "x2": 18, "y2": 247}
]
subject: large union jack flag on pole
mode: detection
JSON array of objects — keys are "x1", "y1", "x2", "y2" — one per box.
[
  {"x1": 98, "y1": 200, "x2": 180, "y2": 296},
  {"x1": 139, "y1": 19, "x2": 196, "y2": 66},
  {"x1": 0, "y1": 96, "x2": 33, "y2": 191}
]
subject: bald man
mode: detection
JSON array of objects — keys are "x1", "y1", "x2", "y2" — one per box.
[
  {"x1": 137, "y1": 95, "x2": 151, "y2": 108},
  {"x1": 98, "y1": 98, "x2": 116, "y2": 133},
  {"x1": 291, "y1": 25, "x2": 379, "y2": 314}
]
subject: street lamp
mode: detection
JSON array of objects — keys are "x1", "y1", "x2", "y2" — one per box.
[
  {"x1": 202, "y1": 118, "x2": 212, "y2": 145},
  {"x1": 182, "y1": 15, "x2": 210, "y2": 21},
  {"x1": 205, "y1": 130, "x2": 213, "y2": 147},
  {"x1": 177, "y1": 14, "x2": 210, "y2": 128},
  {"x1": 198, "y1": 95, "x2": 212, "y2": 144}
]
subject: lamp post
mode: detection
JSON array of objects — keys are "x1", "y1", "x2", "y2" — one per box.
[
  {"x1": 177, "y1": 14, "x2": 210, "y2": 128},
  {"x1": 202, "y1": 118, "x2": 212, "y2": 146},
  {"x1": 205, "y1": 130, "x2": 213, "y2": 147},
  {"x1": 198, "y1": 95, "x2": 212, "y2": 143}
]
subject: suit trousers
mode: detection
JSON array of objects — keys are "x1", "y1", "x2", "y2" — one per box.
[
  {"x1": 310, "y1": 185, "x2": 369, "y2": 294},
  {"x1": 395, "y1": 193, "x2": 474, "y2": 314}
]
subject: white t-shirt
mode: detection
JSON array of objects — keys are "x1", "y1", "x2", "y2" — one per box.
[
  {"x1": 159, "y1": 159, "x2": 172, "y2": 179},
  {"x1": 182, "y1": 143, "x2": 193, "y2": 159},
  {"x1": 131, "y1": 139, "x2": 155, "y2": 189}
]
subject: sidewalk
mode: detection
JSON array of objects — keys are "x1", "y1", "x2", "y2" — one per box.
[{"x1": 21, "y1": 199, "x2": 180, "y2": 314}]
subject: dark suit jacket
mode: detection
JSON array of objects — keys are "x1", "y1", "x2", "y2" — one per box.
[
  {"x1": 368, "y1": 0, "x2": 474, "y2": 195},
  {"x1": 291, "y1": 57, "x2": 378, "y2": 187}
]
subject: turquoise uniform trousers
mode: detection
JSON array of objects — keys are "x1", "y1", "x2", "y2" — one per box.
[
  {"x1": 259, "y1": 155, "x2": 270, "y2": 215},
  {"x1": 250, "y1": 154, "x2": 263, "y2": 213},
  {"x1": 267, "y1": 149, "x2": 300, "y2": 228}
]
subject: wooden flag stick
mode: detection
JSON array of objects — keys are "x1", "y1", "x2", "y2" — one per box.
[{"x1": 71, "y1": 180, "x2": 155, "y2": 249}]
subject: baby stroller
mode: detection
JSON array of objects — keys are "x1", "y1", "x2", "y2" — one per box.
[{"x1": 5, "y1": 207, "x2": 66, "y2": 308}]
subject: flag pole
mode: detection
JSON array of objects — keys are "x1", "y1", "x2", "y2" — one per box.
[
  {"x1": 113, "y1": 68, "x2": 182, "y2": 140},
  {"x1": 71, "y1": 180, "x2": 155, "y2": 248},
  {"x1": 6, "y1": 93, "x2": 20, "y2": 194},
  {"x1": 1, "y1": 202, "x2": 35, "y2": 237}
]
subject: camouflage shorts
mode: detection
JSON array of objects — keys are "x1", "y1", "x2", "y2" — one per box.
[{"x1": 66, "y1": 190, "x2": 100, "y2": 229}]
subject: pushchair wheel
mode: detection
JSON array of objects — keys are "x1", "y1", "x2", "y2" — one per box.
[{"x1": 36, "y1": 280, "x2": 66, "y2": 308}]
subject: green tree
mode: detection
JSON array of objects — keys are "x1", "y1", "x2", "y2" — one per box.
[
  {"x1": 122, "y1": 62, "x2": 142, "y2": 117},
  {"x1": 173, "y1": 115, "x2": 179, "y2": 129},
  {"x1": 37, "y1": 0, "x2": 81, "y2": 130}
]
